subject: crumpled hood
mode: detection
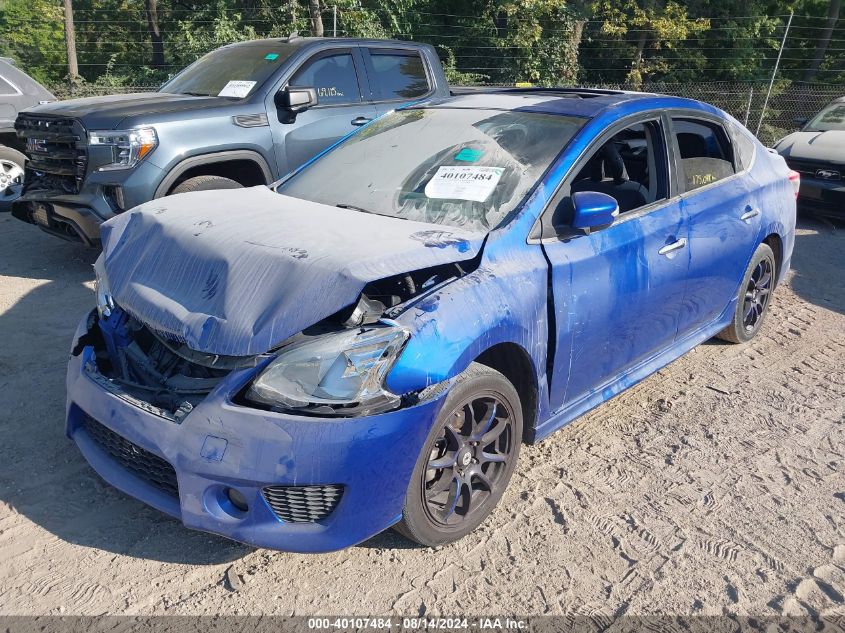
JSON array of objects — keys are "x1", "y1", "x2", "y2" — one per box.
[
  {"x1": 775, "y1": 130, "x2": 845, "y2": 163},
  {"x1": 100, "y1": 186, "x2": 484, "y2": 357}
]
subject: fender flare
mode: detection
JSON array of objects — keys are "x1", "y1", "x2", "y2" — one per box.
[{"x1": 154, "y1": 150, "x2": 273, "y2": 198}]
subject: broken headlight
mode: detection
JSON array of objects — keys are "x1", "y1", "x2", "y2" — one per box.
[
  {"x1": 93, "y1": 255, "x2": 115, "y2": 318},
  {"x1": 244, "y1": 322, "x2": 410, "y2": 416}
]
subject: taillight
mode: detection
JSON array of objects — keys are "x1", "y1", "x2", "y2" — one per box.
[{"x1": 788, "y1": 170, "x2": 800, "y2": 198}]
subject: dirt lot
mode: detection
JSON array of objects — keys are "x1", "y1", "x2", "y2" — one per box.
[{"x1": 0, "y1": 212, "x2": 843, "y2": 617}]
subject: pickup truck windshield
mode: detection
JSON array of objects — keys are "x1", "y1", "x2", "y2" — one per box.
[
  {"x1": 160, "y1": 42, "x2": 297, "y2": 98},
  {"x1": 278, "y1": 108, "x2": 585, "y2": 231},
  {"x1": 806, "y1": 103, "x2": 845, "y2": 132}
]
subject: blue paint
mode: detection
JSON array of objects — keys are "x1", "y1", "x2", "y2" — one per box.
[
  {"x1": 67, "y1": 91, "x2": 796, "y2": 552},
  {"x1": 200, "y1": 436, "x2": 228, "y2": 462}
]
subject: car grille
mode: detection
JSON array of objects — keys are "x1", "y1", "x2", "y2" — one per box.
[
  {"x1": 262, "y1": 485, "x2": 343, "y2": 523},
  {"x1": 82, "y1": 413, "x2": 179, "y2": 497},
  {"x1": 15, "y1": 115, "x2": 88, "y2": 194},
  {"x1": 786, "y1": 158, "x2": 842, "y2": 181}
]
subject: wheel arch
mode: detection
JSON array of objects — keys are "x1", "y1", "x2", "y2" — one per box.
[
  {"x1": 474, "y1": 342, "x2": 540, "y2": 444},
  {"x1": 154, "y1": 150, "x2": 273, "y2": 198},
  {"x1": 762, "y1": 231, "x2": 784, "y2": 285}
]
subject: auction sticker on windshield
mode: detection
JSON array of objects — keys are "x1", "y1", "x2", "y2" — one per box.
[
  {"x1": 218, "y1": 80, "x2": 257, "y2": 98},
  {"x1": 424, "y1": 166, "x2": 504, "y2": 202}
]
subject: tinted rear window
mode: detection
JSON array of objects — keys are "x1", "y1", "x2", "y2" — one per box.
[
  {"x1": 368, "y1": 51, "x2": 430, "y2": 100},
  {"x1": 673, "y1": 118, "x2": 736, "y2": 191}
]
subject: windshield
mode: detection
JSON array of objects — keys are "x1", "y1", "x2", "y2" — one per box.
[
  {"x1": 806, "y1": 102, "x2": 845, "y2": 132},
  {"x1": 160, "y1": 42, "x2": 297, "y2": 98},
  {"x1": 277, "y1": 108, "x2": 585, "y2": 231}
]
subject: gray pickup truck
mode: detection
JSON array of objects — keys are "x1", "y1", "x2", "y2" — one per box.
[{"x1": 12, "y1": 36, "x2": 449, "y2": 246}]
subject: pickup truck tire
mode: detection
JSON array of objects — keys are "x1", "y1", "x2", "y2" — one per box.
[
  {"x1": 170, "y1": 175, "x2": 243, "y2": 195},
  {"x1": 0, "y1": 145, "x2": 26, "y2": 211},
  {"x1": 395, "y1": 363, "x2": 522, "y2": 547}
]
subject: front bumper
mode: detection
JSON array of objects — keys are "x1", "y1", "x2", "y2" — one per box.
[
  {"x1": 11, "y1": 160, "x2": 164, "y2": 246},
  {"x1": 797, "y1": 177, "x2": 845, "y2": 217},
  {"x1": 66, "y1": 315, "x2": 446, "y2": 552}
]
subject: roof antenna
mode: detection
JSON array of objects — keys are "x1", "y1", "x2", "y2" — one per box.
[{"x1": 288, "y1": 31, "x2": 299, "y2": 40}]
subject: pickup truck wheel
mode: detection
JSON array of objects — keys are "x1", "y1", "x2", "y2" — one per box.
[
  {"x1": 169, "y1": 175, "x2": 243, "y2": 195},
  {"x1": 0, "y1": 146, "x2": 26, "y2": 211},
  {"x1": 717, "y1": 242, "x2": 776, "y2": 344},
  {"x1": 395, "y1": 363, "x2": 522, "y2": 547}
]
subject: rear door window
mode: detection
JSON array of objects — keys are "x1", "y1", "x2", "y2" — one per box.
[
  {"x1": 365, "y1": 50, "x2": 430, "y2": 101},
  {"x1": 672, "y1": 118, "x2": 736, "y2": 192},
  {"x1": 289, "y1": 52, "x2": 362, "y2": 105}
]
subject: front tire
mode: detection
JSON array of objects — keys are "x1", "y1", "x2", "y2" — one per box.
[
  {"x1": 395, "y1": 363, "x2": 522, "y2": 547},
  {"x1": 717, "y1": 242, "x2": 776, "y2": 343},
  {"x1": 169, "y1": 175, "x2": 243, "y2": 195}
]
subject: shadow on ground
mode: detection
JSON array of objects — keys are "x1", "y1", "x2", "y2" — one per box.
[
  {"x1": 789, "y1": 214, "x2": 845, "y2": 316},
  {"x1": 0, "y1": 215, "x2": 250, "y2": 564}
]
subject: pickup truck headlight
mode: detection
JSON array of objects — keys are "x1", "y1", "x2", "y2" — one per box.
[
  {"x1": 244, "y1": 323, "x2": 410, "y2": 416},
  {"x1": 89, "y1": 127, "x2": 158, "y2": 171}
]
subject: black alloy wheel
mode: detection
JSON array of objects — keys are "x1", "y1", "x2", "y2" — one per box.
[
  {"x1": 395, "y1": 363, "x2": 522, "y2": 547},
  {"x1": 717, "y1": 242, "x2": 776, "y2": 344}
]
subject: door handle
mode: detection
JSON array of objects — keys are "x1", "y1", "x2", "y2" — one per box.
[
  {"x1": 658, "y1": 238, "x2": 687, "y2": 256},
  {"x1": 351, "y1": 116, "x2": 372, "y2": 126},
  {"x1": 740, "y1": 208, "x2": 760, "y2": 222}
]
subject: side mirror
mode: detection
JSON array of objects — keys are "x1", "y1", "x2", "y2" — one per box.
[
  {"x1": 275, "y1": 86, "x2": 318, "y2": 113},
  {"x1": 793, "y1": 116, "x2": 809, "y2": 128},
  {"x1": 571, "y1": 191, "x2": 619, "y2": 234}
]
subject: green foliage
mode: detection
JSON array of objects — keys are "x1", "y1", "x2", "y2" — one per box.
[
  {"x1": 0, "y1": 0, "x2": 66, "y2": 84},
  {"x1": 0, "y1": 0, "x2": 841, "y2": 91}
]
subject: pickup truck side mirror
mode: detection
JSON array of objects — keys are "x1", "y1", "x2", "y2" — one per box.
[
  {"x1": 276, "y1": 86, "x2": 318, "y2": 113},
  {"x1": 571, "y1": 191, "x2": 619, "y2": 235},
  {"x1": 793, "y1": 116, "x2": 809, "y2": 128}
]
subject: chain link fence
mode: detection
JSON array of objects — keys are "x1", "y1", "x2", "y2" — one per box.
[{"x1": 48, "y1": 80, "x2": 843, "y2": 146}]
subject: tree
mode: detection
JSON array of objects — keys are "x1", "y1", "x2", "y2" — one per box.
[
  {"x1": 63, "y1": 0, "x2": 78, "y2": 79},
  {"x1": 803, "y1": 0, "x2": 842, "y2": 82},
  {"x1": 0, "y1": 0, "x2": 67, "y2": 84},
  {"x1": 309, "y1": 0, "x2": 324, "y2": 37},
  {"x1": 145, "y1": 0, "x2": 166, "y2": 69}
]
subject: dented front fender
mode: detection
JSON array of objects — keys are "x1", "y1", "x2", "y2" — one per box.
[{"x1": 385, "y1": 229, "x2": 551, "y2": 410}]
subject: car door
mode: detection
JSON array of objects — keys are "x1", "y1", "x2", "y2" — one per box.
[
  {"x1": 267, "y1": 47, "x2": 377, "y2": 176},
  {"x1": 360, "y1": 47, "x2": 435, "y2": 119},
  {"x1": 539, "y1": 114, "x2": 690, "y2": 411},
  {"x1": 670, "y1": 114, "x2": 762, "y2": 336}
]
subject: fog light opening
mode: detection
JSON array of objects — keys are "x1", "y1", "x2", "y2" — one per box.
[{"x1": 226, "y1": 487, "x2": 249, "y2": 513}]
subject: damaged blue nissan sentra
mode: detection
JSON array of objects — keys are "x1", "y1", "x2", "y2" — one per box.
[{"x1": 67, "y1": 88, "x2": 797, "y2": 552}]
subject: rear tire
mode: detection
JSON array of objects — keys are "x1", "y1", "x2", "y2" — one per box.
[
  {"x1": 0, "y1": 145, "x2": 26, "y2": 211},
  {"x1": 395, "y1": 363, "x2": 522, "y2": 547},
  {"x1": 169, "y1": 175, "x2": 243, "y2": 195},
  {"x1": 716, "y1": 242, "x2": 776, "y2": 344}
]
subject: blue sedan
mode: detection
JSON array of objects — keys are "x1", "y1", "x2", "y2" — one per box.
[{"x1": 67, "y1": 88, "x2": 797, "y2": 551}]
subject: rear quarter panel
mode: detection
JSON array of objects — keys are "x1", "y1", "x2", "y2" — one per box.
[{"x1": 748, "y1": 136, "x2": 797, "y2": 283}]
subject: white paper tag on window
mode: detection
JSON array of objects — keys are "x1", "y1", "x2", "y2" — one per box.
[
  {"x1": 218, "y1": 80, "x2": 257, "y2": 98},
  {"x1": 424, "y1": 166, "x2": 504, "y2": 202}
]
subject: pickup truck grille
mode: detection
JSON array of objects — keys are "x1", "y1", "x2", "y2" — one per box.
[{"x1": 15, "y1": 115, "x2": 88, "y2": 194}]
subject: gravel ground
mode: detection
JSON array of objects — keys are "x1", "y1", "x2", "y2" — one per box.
[{"x1": 0, "y1": 212, "x2": 843, "y2": 617}]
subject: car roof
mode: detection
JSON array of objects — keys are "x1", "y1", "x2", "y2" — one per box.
[
  {"x1": 421, "y1": 88, "x2": 709, "y2": 120},
  {"x1": 227, "y1": 36, "x2": 430, "y2": 50}
]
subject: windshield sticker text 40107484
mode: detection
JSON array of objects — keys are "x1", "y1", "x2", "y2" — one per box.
[{"x1": 424, "y1": 166, "x2": 504, "y2": 202}]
